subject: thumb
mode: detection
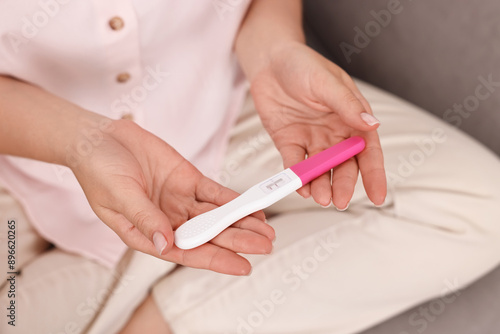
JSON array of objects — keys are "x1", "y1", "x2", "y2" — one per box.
[
  {"x1": 119, "y1": 189, "x2": 174, "y2": 256},
  {"x1": 317, "y1": 75, "x2": 380, "y2": 131}
]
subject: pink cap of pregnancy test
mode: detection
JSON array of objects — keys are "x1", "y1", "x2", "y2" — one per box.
[{"x1": 289, "y1": 136, "x2": 366, "y2": 185}]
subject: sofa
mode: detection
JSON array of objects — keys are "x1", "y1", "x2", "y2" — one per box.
[{"x1": 302, "y1": 1, "x2": 500, "y2": 333}]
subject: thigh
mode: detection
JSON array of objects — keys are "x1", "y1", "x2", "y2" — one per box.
[
  {"x1": 0, "y1": 180, "x2": 176, "y2": 334},
  {"x1": 0, "y1": 248, "x2": 117, "y2": 334},
  {"x1": 0, "y1": 185, "x2": 51, "y2": 281},
  {"x1": 86, "y1": 250, "x2": 176, "y2": 334},
  {"x1": 153, "y1": 81, "x2": 500, "y2": 334},
  {"x1": 0, "y1": 184, "x2": 122, "y2": 334}
]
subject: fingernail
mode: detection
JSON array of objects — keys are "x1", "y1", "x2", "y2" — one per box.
[
  {"x1": 336, "y1": 202, "x2": 350, "y2": 212},
  {"x1": 321, "y1": 200, "x2": 333, "y2": 208},
  {"x1": 360, "y1": 112, "x2": 380, "y2": 126},
  {"x1": 265, "y1": 246, "x2": 274, "y2": 256},
  {"x1": 153, "y1": 231, "x2": 168, "y2": 256}
]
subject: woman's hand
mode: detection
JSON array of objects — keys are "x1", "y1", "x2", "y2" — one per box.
[
  {"x1": 249, "y1": 42, "x2": 387, "y2": 209},
  {"x1": 71, "y1": 119, "x2": 274, "y2": 276},
  {"x1": 0, "y1": 76, "x2": 272, "y2": 276}
]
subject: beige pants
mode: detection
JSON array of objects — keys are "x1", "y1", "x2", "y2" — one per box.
[{"x1": 2, "y1": 80, "x2": 500, "y2": 334}]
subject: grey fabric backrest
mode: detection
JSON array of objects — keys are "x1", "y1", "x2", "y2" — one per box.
[{"x1": 303, "y1": 0, "x2": 500, "y2": 156}]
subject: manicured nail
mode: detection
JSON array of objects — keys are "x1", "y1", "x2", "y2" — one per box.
[
  {"x1": 321, "y1": 200, "x2": 333, "y2": 208},
  {"x1": 153, "y1": 231, "x2": 168, "y2": 256},
  {"x1": 265, "y1": 246, "x2": 274, "y2": 256},
  {"x1": 336, "y1": 202, "x2": 350, "y2": 212},
  {"x1": 360, "y1": 112, "x2": 380, "y2": 126}
]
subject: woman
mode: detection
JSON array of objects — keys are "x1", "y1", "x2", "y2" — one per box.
[{"x1": 1, "y1": 1, "x2": 499, "y2": 333}]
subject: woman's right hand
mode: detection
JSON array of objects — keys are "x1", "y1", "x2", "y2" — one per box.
[{"x1": 69, "y1": 118, "x2": 274, "y2": 276}]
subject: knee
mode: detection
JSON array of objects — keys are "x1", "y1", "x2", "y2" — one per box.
[{"x1": 388, "y1": 128, "x2": 500, "y2": 237}]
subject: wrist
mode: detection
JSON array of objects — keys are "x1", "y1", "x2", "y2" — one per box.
[
  {"x1": 237, "y1": 38, "x2": 305, "y2": 84},
  {"x1": 61, "y1": 110, "x2": 115, "y2": 170},
  {"x1": 235, "y1": 0, "x2": 304, "y2": 82}
]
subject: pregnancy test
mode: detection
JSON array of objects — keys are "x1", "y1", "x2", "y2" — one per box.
[{"x1": 174, "y1": 136, "x2": 366, "y2": 250}]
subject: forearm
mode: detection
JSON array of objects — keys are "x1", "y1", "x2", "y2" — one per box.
[
  {"x1": 235, "y1": 0, "x2": 305, "y2": 82},
  {"x1": 0, "y1": 75, "x2": 110, "y2": 167}
]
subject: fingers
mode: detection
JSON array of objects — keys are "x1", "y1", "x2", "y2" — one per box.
[
  {"x1": 343, "y1": 80, "x2": 380, "y2": 132},
  {"x1": 169, "y1": 216, "x2": 274, "y2": 275},
  {"x1": 170, "y1": 243, "x2": 253, "y2": 276},
  {"x1": 331, "y1": 157, "x2": 358, "y2": 210},
  {"x1": 309, "y1": 146, "x2": 333, "y2": 206},
  {"x1": 188, "y1": 200, "x2": 275, "y2": 243},
  {"x1": 195, "y1": 178, "x2": 266, "y2": 222},
  {"x1": 315, "y1": 73, "x2": 379, "y2": 132},
  {"x1": 250, "y1": 209, "x2": 266, "y2": 222},
  {"x1": 116, "y1": 185, "x2": 174, "y2": 256},
  {"x1": 211, "y1": 226, "x2": 273, "y2": 254},
  {"x1": 311, "y1": 71, "x2": 385, "y2": 206},
  {"x1": 310, "y1": 171, "x2": 332, "y2": 206},
  {"x1": 345, "y1": 78, "x2": 375, "y2": 120},
  {"x1": 169, "y1": 218, "x2": 274, "y2": 275},
  {"x1": 103, "y1": 205, "x2": 258, "y2": 276},
  {"x1": 357, "y1": 131, "x2": 387, "y2": 205},
  {"x1": 278, "y1": 143, "x2": 311, "y2": 198},
  {"x1": 184, "y1": 183, "x2": 274, "y2": 253},
  {"x1": 232, "y1": 217, "x2": 275, "y2": 241}
]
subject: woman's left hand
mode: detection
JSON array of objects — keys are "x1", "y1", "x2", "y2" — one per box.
[{"x1": 249, "y1": 42, "x2": 387, "y2": 209}]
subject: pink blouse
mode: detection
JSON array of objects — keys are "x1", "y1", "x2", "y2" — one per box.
[{"x1": 0, "y1": 0, "x2": 251, "y2": 267}]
